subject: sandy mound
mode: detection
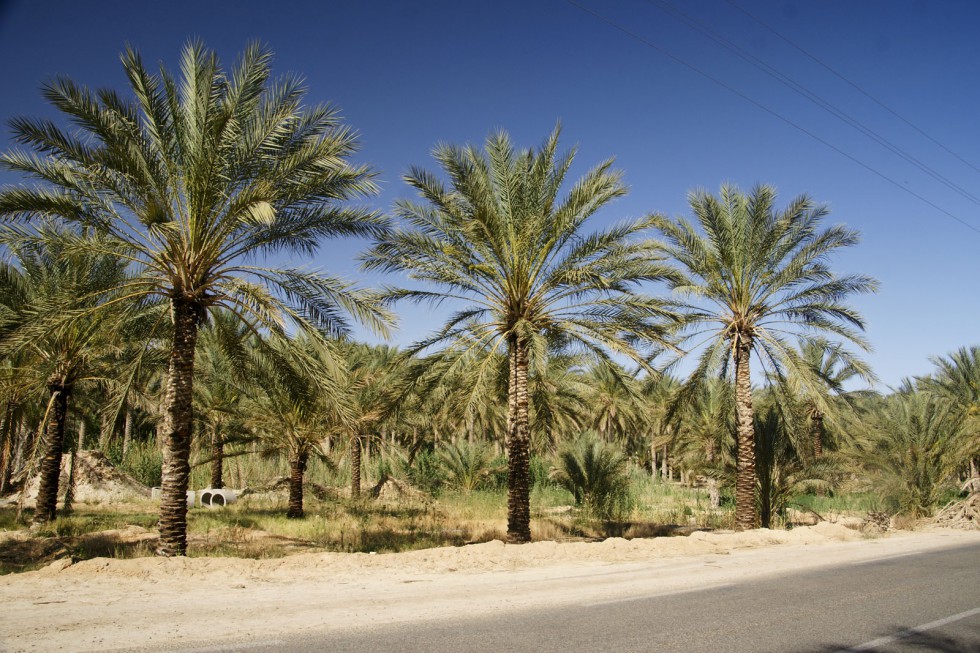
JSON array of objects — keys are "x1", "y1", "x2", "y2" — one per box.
[
  {"x1": 18, "y1": 450, "x2": 151, "y2": 506},
  {"x1": 371, "y1": 476, "x2": 432, "y2": 503},
  {"x1": 26, "y1": 521, "x2": 865, "y2": 581}
]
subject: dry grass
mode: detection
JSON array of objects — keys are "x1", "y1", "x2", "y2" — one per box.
[{"x1": 2, "y1": 475, "x2": 881, "y2": 574}]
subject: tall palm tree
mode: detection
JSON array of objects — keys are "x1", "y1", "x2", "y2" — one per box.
[
  {"x1": 653, "y1": 184, "x2": 877, "y2": 530},
  {"x1": 363, "y1": 126, "x2": 676, "y2": 542},
  {"x1": 0, "y1": 42, "x2": 391, "y2": 554}
]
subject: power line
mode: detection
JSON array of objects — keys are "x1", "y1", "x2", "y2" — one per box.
[
  {"x1": 563, "y1": 0, "x2": 980, "y2": 236},
  {"x1": 726, "y1": 0, "x2": 980, "y2": 177},
  {"x1": 647, "y1": 0, "x2": 980, "y2": 209}
]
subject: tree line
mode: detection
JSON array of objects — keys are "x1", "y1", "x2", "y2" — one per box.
[{"x1": 0, "y1": 42, "x2": 976, "y2": 556}]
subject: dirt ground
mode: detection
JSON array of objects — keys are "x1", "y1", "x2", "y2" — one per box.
[{"x1": 2, "y1": 523, "x2": 979, "y2": 653}]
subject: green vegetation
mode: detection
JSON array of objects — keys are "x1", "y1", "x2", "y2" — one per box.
[{"x1": 0, "y1": 42, "x2": 977, "y2": 570}]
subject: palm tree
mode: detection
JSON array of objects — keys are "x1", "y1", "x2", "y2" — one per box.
[
  {"x1": 653, "y1": 184, "x2": 877, "y2": 530},
  {"x1": 339, "y1": 342, "x2": 405, "y2": 498},
  {"x1": 786, "y1": 338, "x2": 873, "y2": 461},
  {"x1": 363, "y1": 126, "x2": 676, "y2": 542},
  {"x1": 0, "y1": 231, "x2": 136, "y2": 523},
  {"x1": 923, "y1": 346, "x2": 980, "y2": 493},
  {"x1": 194, "y1": 312, "x2": 250, "y2": 490},
  {"x1": 583, "y1": 362, "x2": 642, "y2": 447},
  {"x1": 671, "y1": 377, "x2": 734, "y2": 508},
  {"x1": 246, "y1": 334, "x2": 347, "y2": 519},
  {"x1": 0, "y1": 42, "x2": 391, "y2": 554},
  {"x1": 851, "y1": 390, "x2": 969, "y2": 517}
]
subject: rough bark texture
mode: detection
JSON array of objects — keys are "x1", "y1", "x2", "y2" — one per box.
[
  {"x1": 287, "y1": 450, "x2": 308, "y2": 519},
  {"x1": 733, "y1": 337, "x2": 758, "y2": 531},
  {"x1": 810, "y1": 408, "x2": 824, "y2": 459},
  {"x1": 0, "y1": 401, "x2": 14, "y2": 493},
  {"x1": 122, "y1": 411, "x2": 132, "y2": 459},
  {"x1": 350, "y1": 437, "x2": 361, "y2": 499},
  {"x1": 210, "y1": 428, "x2": 224, "y2": 490},
  {"x1": 33, "y1": 384, "x2": 69, "y2": 525},
  {"x1": 706, "y1": 439, "x2": 720, "y2": 509},
  {"x1": 506, "y1": 335, "x2": 531, "y2": 543},
  {"x1": 970, "y1": 458, "x2": 979, "y2": 495},
  {"x1": 157, "y1": 300, "x2": 201, "y2": 556},
  {"x1": 77, "y1": 418, "x2": 87, "y2": 450},
  {"x1": 62, "y1": 448, "x2": 77, "y2": 514}
]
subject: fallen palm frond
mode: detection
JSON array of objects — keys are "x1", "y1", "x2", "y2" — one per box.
[{"x1": 932, "y1": 494, "x2": 980, "y2": 530}]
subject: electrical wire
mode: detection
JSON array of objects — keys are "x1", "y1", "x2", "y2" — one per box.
[
  {"x1": 563, "y1": 0, "x2": 980, "y2": 236},
  {"x1": 647, "y1": 0, "x2": 980, "y2": 208},
  {"x1": 726, "y1": 0, "x2": 980, "y2": 176}
]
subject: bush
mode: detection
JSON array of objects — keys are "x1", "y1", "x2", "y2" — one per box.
[
  {"x1": 550, "y1": 433, "x2": 634, "y2": 521},
  {"x1": 854, "y1": 393, "x2": 969, "y2": 517},
  {"x1": 437, "y1": 441, "x2": 503, "y2": 492}
]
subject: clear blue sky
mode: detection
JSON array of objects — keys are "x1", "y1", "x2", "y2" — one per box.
[{"x1": 1, "y1": 0, "x2": 978, "y2": 389}]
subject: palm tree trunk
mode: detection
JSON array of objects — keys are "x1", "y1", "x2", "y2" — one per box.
[
  {"x1": 157, "y1": 300, "x2": 202, "y2": 556},
  {"x1": 706, "y1": 438, "x2": 720, "y2": 509},
  {"x1": 970, "y1": 457, "x2": 979, "y2": 495},
  {"x1": 506, "y1": 335, "x2": 532, "y2": 543},
  {"x1": 287, "y1": 450, "x2": 308, "y2": 519},
  {"x1": 810, "y1": 409, "x2": 824, "y2": 459},
  {"x1": 350, "y1": 436, "x2": 361, "y2": 499},
  {"x1": 210, "y1": 427, "x2": 224, "y2": 489},
  {"x1": 0, "y1": 400, "x2": 15, "y2": 493},
  {"x1": 122, "y1": 410, "x2": 132, "y2": 459},
  {"x1": 733, "y1": 336, "x2": 758, "y2": 531},
  {"x1": 62, "y1": 447, "x2": 77, "y2": 514},
  {"x1": 33, "y1": 383, "x2": 70, "y2": 525},
  {"x1": 77, "y1": 418, "x2": 87, "y2": 450}
]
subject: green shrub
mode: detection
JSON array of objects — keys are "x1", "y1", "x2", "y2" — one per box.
[
  {"x1": 550, "y1": 433, "x2": 634, "y2": 521},
  {"x1": 119, "y1": 439, "x2": 162, "y2": 487},
  {"x1": 437, "y1": 441, "x2": 503, "y2": 492}
]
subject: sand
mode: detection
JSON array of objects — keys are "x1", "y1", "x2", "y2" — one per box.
[{"x1": 2, "y1": 523, "x2": 979, "y2": 653}]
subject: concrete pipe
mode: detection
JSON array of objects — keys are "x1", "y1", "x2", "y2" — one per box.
[
  {"x1": 150, "y1": 488, "x2": 196, "y2": 508},
  {"x1": 206, "y1": 488, "x2": 237, "y2": 508}
]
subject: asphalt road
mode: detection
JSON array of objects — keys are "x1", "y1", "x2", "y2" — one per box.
[{"x1": 140, "y1": 542, "x2": 980, "y2": 653}]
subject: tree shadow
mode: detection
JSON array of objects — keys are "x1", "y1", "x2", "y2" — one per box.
[{"x1": 806, "y1": 623, "x2": 980, "y2": 652}]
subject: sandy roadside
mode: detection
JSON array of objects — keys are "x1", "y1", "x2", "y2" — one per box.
[{"x1": 1, "y1": 524, "x2": 978, "y2": 653}]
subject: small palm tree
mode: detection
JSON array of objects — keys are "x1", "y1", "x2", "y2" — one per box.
[
  {"x1": 653, "y1": 184, "x2": 878, "y2": 530},
  {"x1": 0, "y1": 42, "x2": 391, "y2": 553},
  {"x1": 852, "y1": 391, "x2": 969, "y2": 517},
  {"x1": 364, "y1": 126, "x2": 676, "y2": 542},
  {"x1": 245, "y1": 334, "x2": 346, "y2": 519},
  {"x1": 550, "y1": 432, "x2": 634, "y2": 521},
  {"x1": 437, "y1": 440, "x2": 502, "y2": 493},
  {"x1": 923, "y1": 346, "x2": 980, "y2": 493},
  {"x1": 787, "y1": 338, "x2": 874, "y2": 461}
]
